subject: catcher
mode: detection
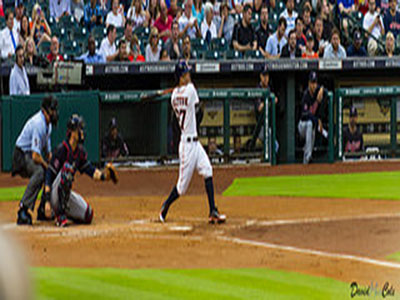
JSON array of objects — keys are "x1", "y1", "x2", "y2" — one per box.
[{"x1": 43, "y1": 114, "x2": 118, "y2": 227}]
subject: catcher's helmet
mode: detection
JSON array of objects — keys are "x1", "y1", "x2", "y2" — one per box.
[
  {"x1": 175, "y1": 60, "x2": 191, "y2": 80},
  {"x1": 67, "y1": 114, "x2": 85, "y2": 143}
]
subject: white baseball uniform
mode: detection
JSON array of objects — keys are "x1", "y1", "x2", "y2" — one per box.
[{"x1": 171, "y1": 82, "x2": 212, "y2": 195}]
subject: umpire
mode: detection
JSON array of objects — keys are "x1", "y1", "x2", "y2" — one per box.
[{"x1": 12, "y1": 96, "x2": 59, "y2": 225}]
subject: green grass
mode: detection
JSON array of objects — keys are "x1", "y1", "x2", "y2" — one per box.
[
  {"x1": 386, "y1": 252, "x2": 400, "y2": 262},
  {"x1": 223, "y1": 171, "x2": 400, "y2": 200},
  {"x1": 0, "y1": 186, "x2": 27, "y2": 202},
  {"x1": 33, "y1": 267, "x2": 348, "y2": 300}
]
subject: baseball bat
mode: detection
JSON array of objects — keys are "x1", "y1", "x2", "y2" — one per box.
[{"x1": 140, "y1": 87, "x2": 174, "y2": 102}]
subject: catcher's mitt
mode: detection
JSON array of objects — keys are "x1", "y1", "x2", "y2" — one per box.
[{"x1": 104, "y1": 163, "x2": 118, "y2": 184}]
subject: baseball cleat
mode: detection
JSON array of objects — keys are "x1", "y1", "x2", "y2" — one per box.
[
  {"x1": 209, "y1": 208, "x2": 226, "y2": 224},
  {"x1": 17, "y1": 208, "x2": 32, "y2": 225},
  {"x1": 159, "y1": 211, "x2": 165, "y2": 223},
  {"x1": 159, "y1": 205, "x2": 167, "y2": 223},
  {"x1": 56, "y1": 215, "x2": 68, "y2": 227}
]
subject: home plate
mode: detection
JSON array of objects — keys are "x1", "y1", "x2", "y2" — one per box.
[{"x1": 169, "y1": 225, "x2": 193, "y2": 232}]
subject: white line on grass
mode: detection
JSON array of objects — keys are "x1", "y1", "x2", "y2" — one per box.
[{"x1": 218, "y1": 236, "x2": 400, "y2": 270}]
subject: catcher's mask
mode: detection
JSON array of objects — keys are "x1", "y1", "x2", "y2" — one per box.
[{"x1": 67, "y1": 114, "x2": 85, "y2": 144}]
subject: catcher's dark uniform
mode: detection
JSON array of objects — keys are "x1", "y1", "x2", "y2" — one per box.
[{"x1": 45, "y1": 140, "x2": 95, "y2": 224}]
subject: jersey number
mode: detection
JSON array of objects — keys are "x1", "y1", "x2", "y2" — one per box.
[{"x1": 177, "y1": 109, "x2": 186, "y2": 130}]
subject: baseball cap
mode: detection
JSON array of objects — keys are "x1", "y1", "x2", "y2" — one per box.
[
  {"x1": 175, "y1": 60, "x2": 192, "y2": 79},
  {"x1": 15, "y1": 0, "x2": 24, "y2": 7},
  {"x1": 353, "y1": 30, "x2": 362, "y2": 42},
  {"x1": 308, "y1": 71, "x2": 317, "y2": 82},
  {"x1": 109, "y1": 117, "x2": 118, "y2": 129},
  {"x1": 349, "y1": 106, "x2": 358, "y2": 117},
  {"x1": 306, "y1": 32, "x2": 314, "y2": 41},
  {"x1": 261, "y1": 64, "x2": 269, "y2": 75}
]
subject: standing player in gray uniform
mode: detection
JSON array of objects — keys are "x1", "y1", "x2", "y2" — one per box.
[
  {"x1": 159, "y1": 60, "x2": 226, "y2": 224},
  {"x1": 12, "y1": 96, "x2": 59, "y2": 225},
  {"x1": 43, "y1": 114, "x2": 118, "y2": 227}
]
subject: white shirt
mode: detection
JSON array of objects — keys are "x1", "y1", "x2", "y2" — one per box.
[
  {"x1": 201, "y1": 20, "x2": 217, "y2": 40},
  {"x1": 171, "y1": 82, "x2": 199, "y2": 137},
  {"x1": 179, "y1": 13, "x2": 198, "y2": 39},
  {"x1": 13, "y1": 18, "x2": 20, "y2": 34},
  {"x1": 363, "y1": 11, "x2": 383, "y2": 40},
  {"x1": 0, "y1": 26, "x2": 19, "y2": 59},
  {"x1": 145, "y1": 44, "x2": 161, "y2": 62},
  {"x1": 9, "y1": 64, "x2": 30, "y2": 96},
  {"x1": 99, "y1": 37, "x2": 116, "y2": 60},
  {"x1": 280, "y1": 9, "x2": 298, "y2": 36},
  {"x1": 50, "y1": 0, "x2": 71, "y2": 19},
  {"x1": 106, "y1": 11, "x2": 124, "y2": 28},
  {"x1": 127, "y1": 7, "x2": 146, "y2": 30}
]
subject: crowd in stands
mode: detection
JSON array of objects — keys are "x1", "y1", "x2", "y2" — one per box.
[{"x1": 1, "y1": 0, "x2": 400, "y2": 64}]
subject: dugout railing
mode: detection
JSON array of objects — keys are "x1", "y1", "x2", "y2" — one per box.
[{"x1": 336, "y1": 86, "x2": 400, "y2": 160}]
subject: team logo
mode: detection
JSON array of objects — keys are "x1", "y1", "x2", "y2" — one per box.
[{"x1": 208, "y1": 111, "x2": 218, "y2": 120}]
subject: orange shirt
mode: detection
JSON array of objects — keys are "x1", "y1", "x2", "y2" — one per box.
[{"x1": 302, "y1": 51, "x2": 319, "y2": 59}]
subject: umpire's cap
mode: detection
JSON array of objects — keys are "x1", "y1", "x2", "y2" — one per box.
[
  {"x1": 175, "y1": 60, "x2": 191, "y2": 80},
  {"x1": 41, "y1": 95, "x2": 58, "y2": 111}
]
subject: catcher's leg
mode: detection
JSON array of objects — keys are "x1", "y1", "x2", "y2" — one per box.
[{"x1": 66, "y1": 191, "x2": 93, "y2": 225}]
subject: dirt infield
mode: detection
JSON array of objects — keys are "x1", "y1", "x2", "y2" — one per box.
[{"x1": 1, "y1": 161, "x2": 400, "y2": 289}]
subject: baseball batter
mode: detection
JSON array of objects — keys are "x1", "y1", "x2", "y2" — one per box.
[
  {"x1": 43, "y1": 114, "x2": 118, "y2": 227},
  {"x1": 159, "y1": 60, "x2": 226, "y2": 224}
]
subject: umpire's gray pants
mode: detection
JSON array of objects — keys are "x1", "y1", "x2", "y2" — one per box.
[
  {"x1": 20, "y1": 153, "x2": 45, "y2": 210},
  {"x1": 50, "y1": 171, "x2": 93, "y2": 223},
  {"x1": 298, "y1": 120, "x2": 315, "y2": 164}
]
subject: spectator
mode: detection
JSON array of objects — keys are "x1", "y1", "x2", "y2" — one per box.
[
  {"x1": 14, "y1": 0, "x2": 24, "y2": 34},
  {"x1": 323, "y1": 29, "x2": 347, "y2": 58},
  {"x1": 302, "y1": 32, "x2": 319, "y2": 58},
  {"x1": 129, "y1": 34, "x2": 146, "y2": 61},
  {"x1": 384, "y1": 0, "x2": 400, "y2": 38},
  {"x1": 30, "y1": 4, "x2": 52, "y2": 47},
  {"x1": 50, "y1": 0, "x2": 71, "y2": 22},
  {"x1": 179, "y1": 0, "x2": 201, "y2": 39},
  {"x1": 298, "y1": 71, "x2": 327, "y2": 164},
  {"x1": 380, "y1": 31, "x2": 397, "y2": 56},
  {"x1": 148, "y1": 0, "x2": 161, "y2": 24},
  {"x1": 356, "y1": 0, "x2": 369, "y2": 15},
  {"x1": 106, "y1": 0, "x2": 126, "y2": 28},
  {"x1": 347, "y1": 29, "x2": 368, "y2": 56},
  {"x1": 0, "y1": 1, "x2": 3, "y2": 18},
  {"x1": 228, "y1": 0, "x2": 244, "y2": 14},
  {"x1": 119, "y1": 20, "x2": 134, "y2": 53},
  {"x1": 154, "y1": 0, "x2": 173, "y2": 42},
  {"x1": 19, "y1": 15, "x2": 30, "y2": 46},
  {"x1": 192, "y1": 0, "x2": 204, "y2": 26},
  {"x1": 168, "y1": 0, "x2": 179, "y2": 18},
  {"x1": 201, "y1": 2, "x2": 217, "y2": 44},
  {"x1": 164, "y1": 20, "x2": 181, "y2": 59},
  {"x1": 47, "y1": 36, "x2": 64, "y2": 63},
  {"x1": 0, "y1": 10, "x2": 19, "y2": 59},
  {"x1": 160, "y1": 48, "x2": 171, "y2": 60},
  {"x1": 127, "y1": 0, "x2": 148, "y2": 30},
  {"x1": 215, "y1": 2, "x2": 235, "y2": 45},
  {"x1": 84, "y1": 0, "x2": 104, "y2": 31},
  {"x1": 343, "y1": 107, "x2": 364, "y2": 153},
  {"x1": 265, "y1": 17, "x2": 287, "y2": 58},
  {"x1": 99, "y1": 0, "x2": 111, "y2": 18},
  {"x1": 71, "y1": 0, "x2": 85, "y2": 23},
  {"x1": 9, "y1": 45, "x2": 30, "y2": 95},
  {"x1": 25, "y1": 37, "x2": 50, "y2": 68},
  {"x1": 363, "y1": 0, "x2": 385, "y2": 45},
  {"x1": 313, "y1": 15, "x2": 328, "y2": 57},
  {"x1": 320, "y1": 1, "x2": 333, "y2": 41},
  {"x1": 76, "y1": 35, "x2": 105, "y2": 63},
  {"x1": 100, "y1": 24, "x2": 118, "y2": 61},
  {"x1": 115, "y1": 39, "x2": 133, "y2": 61},
  {"x1": 181, "y1": 34, "x2": 195, "y2": 60},
  {"x1": 207, "y1": 136, "x2": 223, "y2": 156},
  {"x1": 302, "y1": 4, "x2": 313, "y2": 35},
  {"x1": 295, "y1": 17, "x2": 306, "y2": 50},
  {"x1": 338, "y1": 0, "x2": 356, "y2": 37},
  {"x1": 280, "y1": 0, "x2": 298, "y2": 36},
  {"x1": 281, "y1": 29, "x2": 302, "y2": 58},
  {"x1": 232, "y1": 4, "x2": 257, "y2": 52},
  {"x1": 102, "y1": 118, "x2": 129, "y2": 159},
  {"x1": 145, "y1": 27, "x2": 161, "y2": 61},
  {"x1": 256, "y1": 4, "x2": 271, "y2": 56}
]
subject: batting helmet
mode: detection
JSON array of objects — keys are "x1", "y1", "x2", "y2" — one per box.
[
  {"x1": 175, "y1": 60, "x2": 191, "y2": 80},
  {"x1": 67, "y1": 114, "x2": 85, "y2": 143}
]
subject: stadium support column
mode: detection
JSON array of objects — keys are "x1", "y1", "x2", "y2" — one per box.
[
  {"x1": 286, "y1": 74, "x2": 295, "y2": 163},
  {"x1": 391, "y1": 97, "x2": 397, "y2": 157}
]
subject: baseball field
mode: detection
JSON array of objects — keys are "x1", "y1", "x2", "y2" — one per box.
[{"x1": 1, "y1": 161, "x2": 400, "y2": 299}]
